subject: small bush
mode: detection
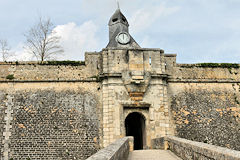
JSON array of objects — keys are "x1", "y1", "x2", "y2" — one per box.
[
  {"x1": 181, "y1": 63, "x2": 239, "y2": 68},
  {"x1": 197, "y1": 63, "x2": 239, "y2": 68},
  {"x1": 40, "y1": 61, "x2": 85, "y2": 66},
  {"x1": 6, "y1": 74, "x2": 14, "y2": 80}
]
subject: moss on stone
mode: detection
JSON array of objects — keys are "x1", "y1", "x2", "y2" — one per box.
[
  {"x1": 40, "y1": 61, "x2": 85, "y2": 66},
  {"x1": 181, "y1": 63, "x2": 239, "y2": 68},
  {"x1": 197, "y1": 63, "x2": 239, "y2": 68}
]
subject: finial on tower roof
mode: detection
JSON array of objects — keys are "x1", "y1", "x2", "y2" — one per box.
[{"x1": 117, "y1": 0, "x2": 120, "y2": 10}]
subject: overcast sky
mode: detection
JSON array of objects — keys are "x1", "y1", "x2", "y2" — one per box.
[{"x1": 1, "y1": 0, "x2": 240, "y2": 63}]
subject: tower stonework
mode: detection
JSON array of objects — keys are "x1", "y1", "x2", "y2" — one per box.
[
  {"x1": 102, "y1": 8, "x2": 174, "y2": 148},
  {"x1": 101, "y1": 48, "x2": 174, "y2": 148}
]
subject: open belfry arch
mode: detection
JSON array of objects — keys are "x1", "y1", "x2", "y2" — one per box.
[{"x1": 101, "y1": 7, "x2": 174, "y2": 148}]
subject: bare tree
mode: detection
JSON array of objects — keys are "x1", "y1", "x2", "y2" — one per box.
[
  {"x1": 0, "y1": 39, "x2": 11, "y2": 62},
  {"x1": 24, "y1": 17, "x2": 64, "y2": 62}
]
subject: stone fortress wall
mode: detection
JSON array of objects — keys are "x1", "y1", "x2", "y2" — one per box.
[
  {"x1": 0, "y1": 82, "x2": 102, "y2": 160},
  {"x1": 165, "y1": 55, "x2": 240, "y2": 150},
  {"x1": 0, "y1": 52, "x2": 103, "y2": 160},
  {"x1": 0, "y1": 50, "x2": 239, "y2": 159}
]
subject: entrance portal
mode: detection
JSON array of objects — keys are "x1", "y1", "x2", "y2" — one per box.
[{"x1": 125, "y1": 112, "x2": 146, "y2": 150}]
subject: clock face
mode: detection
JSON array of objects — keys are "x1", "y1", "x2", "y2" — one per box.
[{"x1": 116, "y1": 32, "x2": 130, "y2": 45}]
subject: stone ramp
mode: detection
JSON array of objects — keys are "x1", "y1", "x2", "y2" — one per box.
[{"x1": 127, "y1": 150, "x2": 182, "y2": 160}]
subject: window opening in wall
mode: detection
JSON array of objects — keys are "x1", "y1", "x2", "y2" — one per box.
[
  {"x1": 149, "y1": 56, "x2": 152, "y2": 65},
  {"x1": 112, "y1": 18, "x2": 118, "y2": 22},
  {"x1": 125, "y1": 112, "x2": 146, "y2": 150}
]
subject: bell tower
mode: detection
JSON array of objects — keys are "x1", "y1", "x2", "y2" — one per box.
[{"x1": 106, "y1": 7, "x2": 140, "y2": 48}]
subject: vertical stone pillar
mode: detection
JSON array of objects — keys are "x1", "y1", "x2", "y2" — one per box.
[
  {"x1": 2, "y1": 95, "x2": 13, "y2": 160},
  {"x1": 102, "y1": 50, "x2": 116, "y2": 147},
  {"x1": 102, "y1": 80, "x2": 110, "y2": 147}
]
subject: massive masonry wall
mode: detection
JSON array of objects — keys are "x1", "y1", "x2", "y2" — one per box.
[
  {"x1": 0, "y1": 83, "x2": 102, "y2": 160},
  {"x1": 0, "y1": 91, "x2": 5, "y2": 158},
  {"x1": 168, "y1": 65, "x2": 240, "y2": 151}
]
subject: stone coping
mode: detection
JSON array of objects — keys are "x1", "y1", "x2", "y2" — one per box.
[
  {"x1": 168, "y1": 79, "x2": 240, "y2": 83},
  {"x1": 177, "y1": 63, "x2": 240, "y2": 67},
  {"x1": 164, "y1": 54, "x2": 177, "y2": 57},
  {"x1": 0, "y1": 61, "x2": 85, "y2": 65},
  {"x1": 102, "y1": 47, "x2": 164, "y2": 52},
  {"x1": 160, "y1": 136, "x2": 240, "y2": 160},
  {"x1": 0, "y1": 79, "x2": 99, "y2": 83},
  {"x1": 86, "y1": 137, "x2": 133, "y2": 160}
]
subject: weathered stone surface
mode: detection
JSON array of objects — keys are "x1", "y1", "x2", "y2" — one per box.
[
  {"x1": 169, "y1": 83, "x2": 240, "y2": 151},
  {"x1": 0, "y1": 82, "x2": 101, "y2": 160},
  {"x1": 86, "y1": 137, "x2": 133, "y2": 160},
  {"x1": 163, "y1": 136, "x2": 240, "y2": 160},
  {"x1": 168, "y1": 64, "x2": 240, "y2": 81},
  {"x1": 101, "y1": 48, "x2": 172, "y2": 149},
  {"x1": 0, "y1": 91, "x2": 6, "y2": 158},
  {"x1": 128, "y1": 150, "x2": 181, "y2": 160},
  {"x1": 0, "y1": 47, "x2": 239, "y2": 159},
  {"x1": 0, "y1": 7, "x2": 240, "y2": 160},
  {"x1": 0, "y1": 52, "x2": 101, "y2": 81}
]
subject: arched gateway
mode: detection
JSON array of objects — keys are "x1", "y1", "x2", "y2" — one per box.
[{"x1": 125, "y1": 112, "x2": 146, "y2": 150}]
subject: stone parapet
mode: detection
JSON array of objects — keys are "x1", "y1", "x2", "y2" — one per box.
[
  {"x1": 152, "y1": 136, "x2": 240, "y2": 160},
  {"x1": 168, "y1": 64, "x2": 240, "y2": 81},
  {"x1": 0, "y1": 52, "x2": 101, "y2": 81},
  {"x1": 86, "y1": 137, "x2": 133, "y2": 160}
]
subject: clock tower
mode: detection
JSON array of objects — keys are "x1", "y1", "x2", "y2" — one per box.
[
  {"x1": 106, "y1": 8, "x2": 140, "y2": 48},
  {"x1": 101, "y1": 5, "x2": 172, "y2": 149}
]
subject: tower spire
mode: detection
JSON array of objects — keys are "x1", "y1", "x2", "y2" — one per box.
[{"x1": 117, "y1": 0, "x2": 120, "y2": 10}]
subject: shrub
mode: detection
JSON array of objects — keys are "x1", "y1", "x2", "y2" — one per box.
[{"x1": 6, "y1": 74, "x2": 14, "y2": 80}]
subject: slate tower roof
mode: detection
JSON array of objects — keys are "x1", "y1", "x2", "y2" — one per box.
[
  {"x1": 108, "y1": 9, "x2": 129, "y2": 27},
  {"x1": 106, "y1": 8, "x2": 140, "y2": 48}
]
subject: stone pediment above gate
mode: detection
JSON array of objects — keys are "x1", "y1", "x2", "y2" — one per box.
[{"x1": 122, "y1": 70, "x2": 151, "y2": 101}]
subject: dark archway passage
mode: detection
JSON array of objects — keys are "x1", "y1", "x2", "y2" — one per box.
[{"x1": 125, "y1": 112, "x2": 146, "y2": 150}]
